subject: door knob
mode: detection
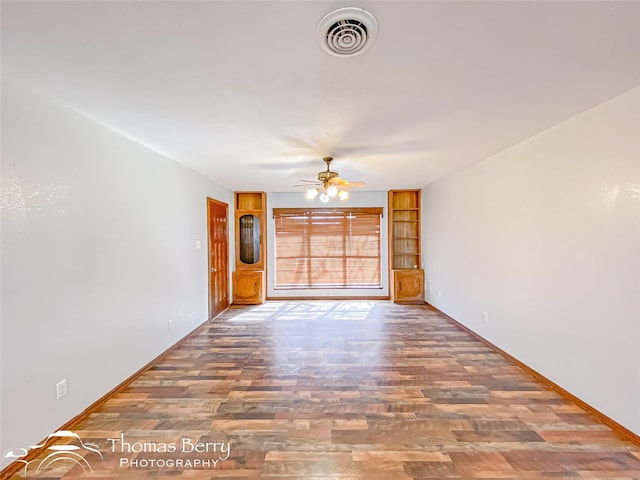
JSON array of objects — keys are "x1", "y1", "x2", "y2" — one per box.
[{"x1": 211, "y1": 268, "x2": 217, "y2": 273}]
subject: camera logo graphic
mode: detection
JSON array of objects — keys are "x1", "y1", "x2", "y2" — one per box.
[{"x1": 3, "y1": 430, "x2": 103, "y2": 476}]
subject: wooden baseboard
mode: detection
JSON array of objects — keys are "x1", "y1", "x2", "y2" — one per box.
[
  {"x1": 426, "y1": 303, "x2": 640, "y2": 447},
  {"x1": 0, "y1": 312, "x2": 224, "y2": 480}
]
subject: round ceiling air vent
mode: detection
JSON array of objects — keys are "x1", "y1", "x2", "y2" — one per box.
[{"x1": 317, "y1": 7, "x2": 378, "y2": 57}]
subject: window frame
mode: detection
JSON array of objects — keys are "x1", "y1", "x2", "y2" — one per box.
[{"x1": 273, "y1": 207, "x2": 383, "y2": 290}]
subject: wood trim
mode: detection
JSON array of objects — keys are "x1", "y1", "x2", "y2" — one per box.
[
  {"x1": 426, "y1": 303, "x2": 640, "y2": 447},
  {"x1": 0, "y1": 312, "x2": 226, "y2": 480},
  {"x1": 272, "y1": 207, "x2": 383, "y2": 217},
  {"x1": 266, "y1": 295, "x2": 390, "y2": 301}
]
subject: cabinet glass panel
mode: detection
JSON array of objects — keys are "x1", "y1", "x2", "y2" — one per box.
[{"x1": 239, "y1": 214, "x2": 261, "y2": 264}]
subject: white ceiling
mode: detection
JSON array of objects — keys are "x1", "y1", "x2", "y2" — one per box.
[{"x1": 2, "y1": 1, "x2": 639, "y2": 192}]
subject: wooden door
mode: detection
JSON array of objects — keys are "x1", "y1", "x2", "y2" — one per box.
[{"x1": 207, "y1": 198, "x2": 229, "y2": 318}]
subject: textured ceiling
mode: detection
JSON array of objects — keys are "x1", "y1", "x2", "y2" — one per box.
[{"x1": 2, "y1": 1, "x2": 639, "y2": 192}]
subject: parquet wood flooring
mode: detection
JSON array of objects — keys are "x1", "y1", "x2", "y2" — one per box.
[{"x1": 6, "y1": 301, "x2": 640, "y2": 479}]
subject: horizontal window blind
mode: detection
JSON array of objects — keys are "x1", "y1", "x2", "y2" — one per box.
[{"x1": 274, "y1": 208, "x2": 382, "y2": 289}]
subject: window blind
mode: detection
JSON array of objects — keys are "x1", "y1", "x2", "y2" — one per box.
[{"x1": 273, "y1": 208, "x2": 382, "y2": 289}]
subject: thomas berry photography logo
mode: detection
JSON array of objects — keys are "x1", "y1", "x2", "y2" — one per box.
[
  {"x1": 3, "y1": 430, "x2": 103, "y2": 477},
  {"x1": 4, "y1": 431, "x2": 232, "y2": 474},
  {"x1": 107, "y1": 433, "x2": 231, "y2": 469}
]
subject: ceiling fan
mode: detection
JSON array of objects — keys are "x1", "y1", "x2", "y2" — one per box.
[{"x1": 294, "y1": 156, "x2": 365, "y2": 202}]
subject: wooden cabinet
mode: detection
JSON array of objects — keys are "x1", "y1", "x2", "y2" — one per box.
[
  {"x1": 389, "y1": 189, "x2": 424, "y2": 304},
  {"x1": 233, "y1": 192, "x2": 266, "y2": 304},
  {"x1": 232, "y1": 270, "x2": 265, "y2": 304},
  {"x1": 393, "y1": 269, "x2": 424, "y2": 303}
]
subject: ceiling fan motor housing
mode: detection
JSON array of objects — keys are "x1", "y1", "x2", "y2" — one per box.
[
  {"x1": 318, "y1": 156, "x2": 339, "y2": 182},
  {"x1": 318, "y1": 170, "x2": 339, "y2": 182}
]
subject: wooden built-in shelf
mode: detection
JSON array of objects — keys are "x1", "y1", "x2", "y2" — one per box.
[
  {"x1": 388, "y1": 189, "x2": 424, "y2": 304},
  {"x1": 233, "y1": 191, "x2": 266, "y2": 304},
  {"x1": 236, "y1": 192, "x2": 264, "y2": 210}
]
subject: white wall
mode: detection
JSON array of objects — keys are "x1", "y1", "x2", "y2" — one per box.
[
  {"x1": 0, "y1": 78, "x2": 233, "y2": 464},
  {"x1": 266, "y1": 191, "x2": 389, "y2": 298},
  {"x1": 423, "y1": 87, "x2": 640, "y2": 435}
]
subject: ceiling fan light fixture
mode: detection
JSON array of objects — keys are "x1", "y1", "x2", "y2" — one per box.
[
  {"x1": 297, "y1": 156, "x2": 365, "y2": 202},
  {"x1": 327, "y1": 185, "x2": 339, "y2": 197}
]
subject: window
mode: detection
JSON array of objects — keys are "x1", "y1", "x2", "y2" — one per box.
[{"x1": 274, "y1": 207, "x2": 382, "y2": 289}]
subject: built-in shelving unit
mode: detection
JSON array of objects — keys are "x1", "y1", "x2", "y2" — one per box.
[
  {"x1": 388, "y1": 189, "x2": 424, "y2": 303},
  {"x1": 232, "y1": 191, "x2": 266, "y2": 304}
]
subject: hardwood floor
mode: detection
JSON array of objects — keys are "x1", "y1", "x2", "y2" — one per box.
[{"x1": 6, "y1": 301, "x2": 640, "y2": 479}]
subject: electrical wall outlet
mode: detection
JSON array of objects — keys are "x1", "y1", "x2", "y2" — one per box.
[
  {"x1": 483, "y1": 311, "x2": 489, "y2": 323},
  {"x1": 168, "y1": 319, "x2": 173, "y2": 331},
  {"x1": 56, "y1": 379, "x2": 68, "y2": 400},
  {"x1": 437, "y1": 290, "x2": 442, "y2": 298}
]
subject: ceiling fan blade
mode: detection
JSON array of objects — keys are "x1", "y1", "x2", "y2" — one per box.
[
  {"x1": 260, "y1": 159, "x2": 319, "y2": 169},
  {"x1": 280, "y1": 135, "x2": 316, "y2": 150},
  {"x1": 296, "y1": 179, "x2": 322, "y2": 183},
  {"x1": 330, "y1": 177, "x2": 366, "y2": 187}
]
